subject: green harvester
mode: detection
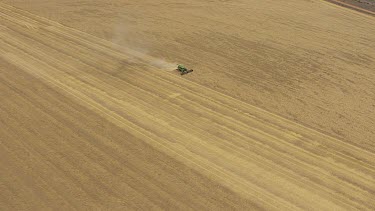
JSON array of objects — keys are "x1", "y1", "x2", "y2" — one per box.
[{"x1": 176, "y1": 64, "x2": 193, "y2": 75}]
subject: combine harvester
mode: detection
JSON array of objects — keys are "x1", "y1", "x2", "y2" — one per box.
[{"x1": 176, "y1": 64, "x2": 193, "y2": 75}]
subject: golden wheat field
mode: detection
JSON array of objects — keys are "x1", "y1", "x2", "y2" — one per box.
[{"x1": 0, "y1": 0, "x2": 375, "y2": 210}]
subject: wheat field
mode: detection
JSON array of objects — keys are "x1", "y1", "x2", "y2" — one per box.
[{"x1": 0, "y1": 0, "x2": 375, "y2": 210}]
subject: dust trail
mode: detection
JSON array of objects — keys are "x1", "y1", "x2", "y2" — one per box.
[
  {"x1": 111, "y1": 15, "x2": 176, "y2": 71},
  {"x1": 149, "y1": 58, "x2": 177, "y2": 70}
]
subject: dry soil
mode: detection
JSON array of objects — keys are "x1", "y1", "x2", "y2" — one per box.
[{"x1": 0, "y1": 0, "x2": 375, "y2": 210}]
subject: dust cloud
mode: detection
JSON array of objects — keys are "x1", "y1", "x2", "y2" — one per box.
[{"x1": 111, "y1": 16, "x2": 176, "y2": 71}]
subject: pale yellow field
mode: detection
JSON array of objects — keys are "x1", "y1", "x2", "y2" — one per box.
[{"x1": 0, "y1": 0, "x2": 375, "y2": 210}]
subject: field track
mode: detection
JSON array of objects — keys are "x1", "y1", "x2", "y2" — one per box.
[
  {"x1": 1, "y1": 2, "x2": 375, "y2": 210},
  {"x1": 324, "y1": 0, "x2": 375, "y2": 17}
]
